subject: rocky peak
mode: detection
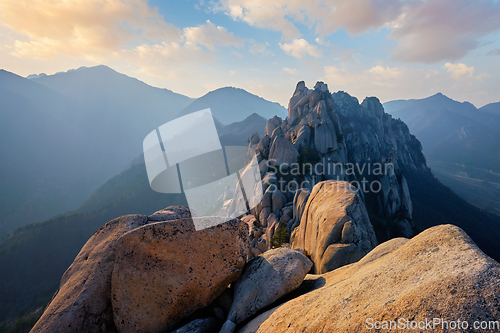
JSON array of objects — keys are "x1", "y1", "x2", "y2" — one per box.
[
  {"x1": 251, "y1": 81, "x2": 430, "y2": 247},
  {"x1": 361, "y1": 96, "x2": 385, "y2": 118},
  {"x1": 313, "y1": 81, "x2": 329, "y2": 92},
  {"x1": 264, "y1": 115, "x2": 282, "y2": 136}
]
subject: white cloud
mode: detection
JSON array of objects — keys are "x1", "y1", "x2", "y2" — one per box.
[
  {"x1": 183, "y1": 20, "x2": 243, "y2": 51},
  {"x1": 369, "y1": 65, "x2": 402, "y2": 78},
  {"x1": 279, "y1": 39, "x2": 322, "y2": 58},
  {"x1": 443, "y1": 62, "x2": 491, "y2": 81},
  {"x1": 232, "y1": 50, "x2": 243, "y2": 59},
  {"x1": 443, "y1": 63, "x2": 475, "y2": 79},
  {"x1": 213, "y1": 0, "x2": 303, "y2": 40},
  {"x1": 315, "y1": 38, "x2": 331, "y2": 47},
  {"x1": 323, "y1": 66, "x2": 355, "y2": 86},
  {"x1": 249, "y1": 41, "x2": 273, "y2": 56},
  {"x1": 283, "y1": 67, "x2": 298, "y2": 75}
]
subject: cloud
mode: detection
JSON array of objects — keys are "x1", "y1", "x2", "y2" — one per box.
[
  {"x1": 121, "y1": 21, "x2": 243, "y2": 79},
  {"x1": 212, "y1": 0, "x2": 500, "y2": 63},
  {"x1": 369, "y1": 65, "x2": 403, "y2": 79},
  {"x1": 249, "y1": 41, "x2": 273, "y2": 56},
  {"x1": 315, "y1": 0, "x2": 404, "y2": 36},
  {"x1": 0, "y1": 0, "x2": 181, "y2": 60},
  {"x1": 368, "y1": 65, "x2": 405, "y2": 86},
  {"x1": 279, "y1": 39, "x2": 322, "y2": 58},
  {"x1": 212, "y1": 0, "x2": 304, "y2": 40},
  {"x1": 323, "y1": 66, "x2": 356, "y2": 86},
  {"x1": 443, "y1": 63, "x2": 475, "y2": 79},
  {"x1": 231, "y1": 50, "x2": 243, "y2": 59},
  {"x1": 183, "y1": 20, "x2": 243, "y2": 51},
  {"x1": 212, "y1": 0, "x2": 404, "y2": 40},
  {"x1": 132, "y1": 41, "x2": 211, "y2": 64},
  {"x1": 391, "y1": 0, "x2": 500, "y2": 63},
  {"x1": 283, "y1": 67, "x2": 298, "y2": 75},
  {"x1": 315, "y1": 38, "x2": 331, "y2": 47},
  {"x1": 0, "y1": 1, "x2": 242, "y2": 63},
  {"x1": 324, "y1": 64, "x2": 404, "y2": 88}
]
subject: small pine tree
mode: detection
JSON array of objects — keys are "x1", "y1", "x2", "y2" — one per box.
[{"x1": 271, "y1": 223, "x2": 289, "y2": 248}]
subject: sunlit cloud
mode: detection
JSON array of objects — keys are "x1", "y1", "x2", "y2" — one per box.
[
  {"x1": 279, "y1": 39, "x2": 322, "y2": 58},
  {"x1": 0, "y1": 0, "x2": 243, "y2": 65},
  {"x1": 0, "y1": 0, "x2": 499, "y2": 108},
  {"x1": 212, "y1": 0, "x2": 500, "y2": 63},
  {"x1": 282, "y1": 67, "x2": 298, "y2": 75},
  {"x1": 212, "y1": 0, "x2": 304, "y2": 40},
  {"x1": 0, "y1": 0, "x2": 181, "y2": 60},
  {"x1": 443, "y1": 63, "x2": 475, "y2": 80},
  {"x1": 184, "y1": 20, "x2": 243, "y2": 51},
  {"x1": 248, "y1": 41, "x2": 273, "y2": 56}
]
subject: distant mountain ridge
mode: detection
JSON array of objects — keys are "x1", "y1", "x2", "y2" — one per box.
[
  {"x1": 0, "y1": 66, "x2": 288, "y2": 238},
  {"x1": 0, "y1": 109, "x2": 268, "y2": 325},
  {"x1": 177, "y1": 86, "x2": 287, "y2": 125},
  {"x1": 384, "y1": 93, "x2": 500, "y2": 174},
  {"x1": 0, "y1": 66, "x2": 193, "y2": 236},
  {"x1": 480, "y1": 101, "x2": 500, "y2": 115}
]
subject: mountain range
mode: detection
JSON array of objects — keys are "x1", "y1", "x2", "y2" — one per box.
[
  {"x1": 0, "y1": 108, "x2": 269, "y2": 329},
  {"x1": 176, "y1": 86, "x2": 286, "y2": 125},
  {"x1": 1, "y1": 68, "x2": 499, "y2": 331},
  {"x1": 384, "y1": 93, "x2": 500, "y2": 214},
  {"x1": 479, "y1": 101, "x2": 500, "y2": 115},
  {"x1": 0, "y1": 66, "x2": 192, "y2": 237},
  {"x1": 384, "y1": 93, "x2": 500, "y2": 174},
  {"x1": 0, "y1": 66, "x2": 280, "y2": 237}
]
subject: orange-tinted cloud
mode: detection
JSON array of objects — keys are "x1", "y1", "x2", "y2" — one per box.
[{"x1": 0, "y1": 0, "x2": 181, "y2": 60}]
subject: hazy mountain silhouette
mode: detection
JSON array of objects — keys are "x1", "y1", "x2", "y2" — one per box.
[
  {"x1": 0, "y1": 66, "x2": 193, "y2": 237},
  {"x1": 177, "y1": 86, "x2": 287, "y2": 125},
  {"x1": 0, "y1": 110, "x2": 268, "y2": 325},
  {"x1": 384, "y1": 93, "x2": 500, "y2": 174},
  {"x1": 480, "y1": 101, "x2": 500, "y2": 116},
  {"x1": 384, "y1": 93, "x2": 500, "y2": 215}
]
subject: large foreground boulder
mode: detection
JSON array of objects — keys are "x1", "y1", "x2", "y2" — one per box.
[
  {"x1": 239, "y1": 225, "x2": 500, "y2": 333},
  {"x1": 29, "y1": 213, "x2": 152, "y2": 333},
  {"x1": 221, "y1": 248, "x2": 312, "y2": 332},
  {"x1": 291, "y1": 180, "x2": 377, "y2": 274},
  {"x1": 30, "y1": 207, "x2": 247, "y2": 333},
  {"x1": 112, "y1": 217, "x2": 248, "y2": 333}
]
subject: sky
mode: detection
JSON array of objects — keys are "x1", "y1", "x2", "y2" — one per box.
[{"x1": 1, "y1": 0, "x2": 500, "y2": 108}]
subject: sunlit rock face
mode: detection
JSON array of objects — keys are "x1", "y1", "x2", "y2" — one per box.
[
  {"x1": 239, "y1": 225, "x2": 500, "y2": 333},
  {"x1": 248, "y1": 80, "x2": 430, "y2": 255}
]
